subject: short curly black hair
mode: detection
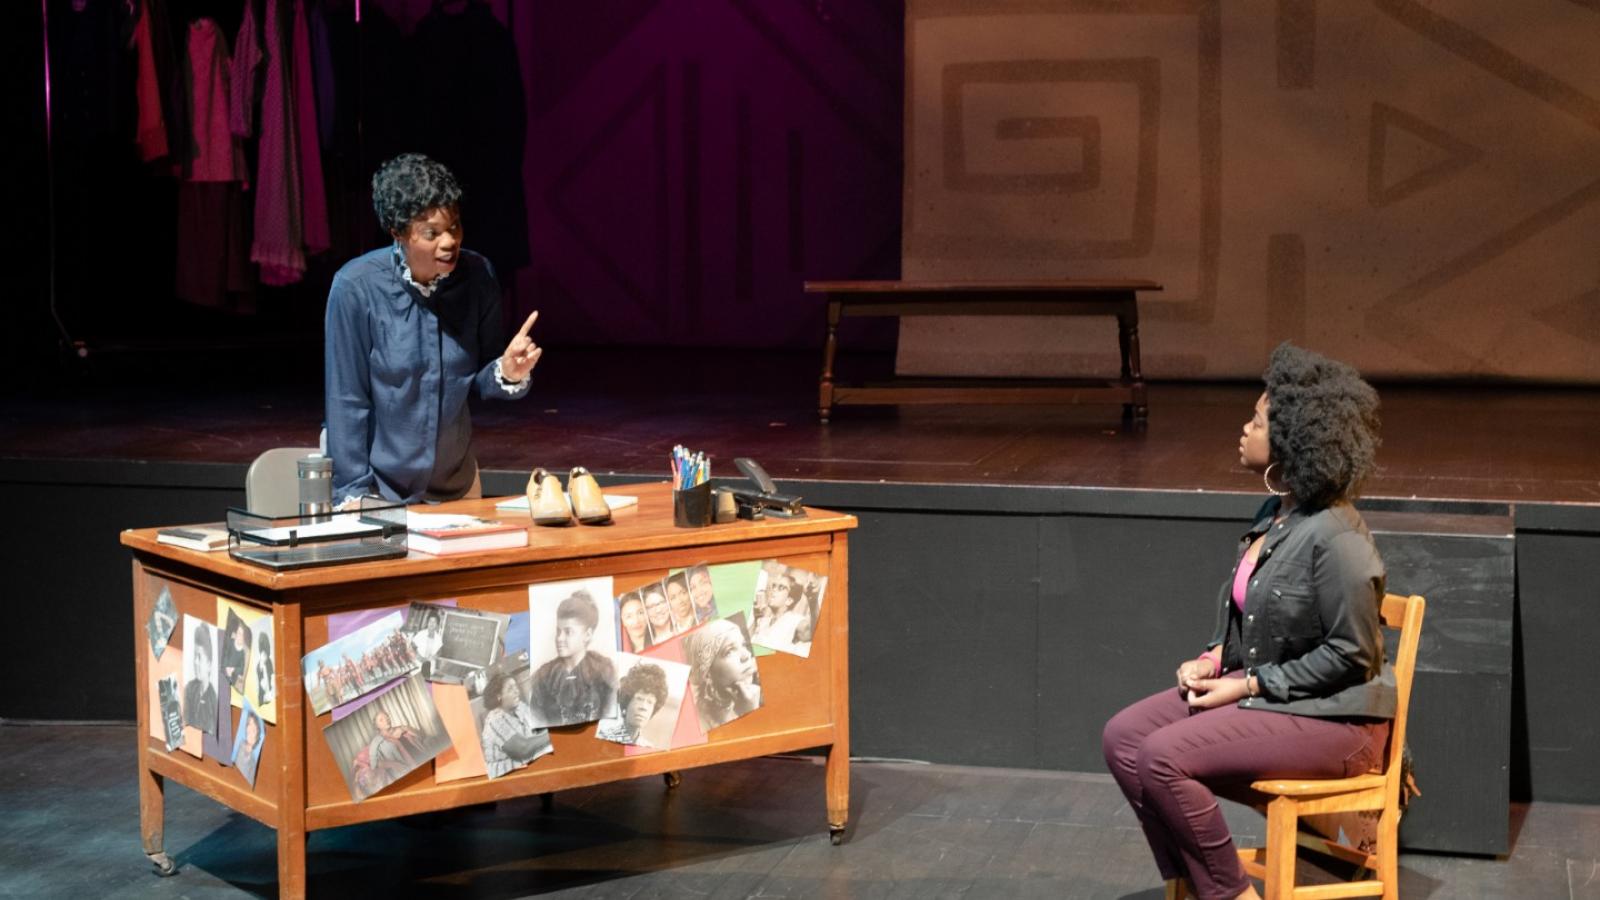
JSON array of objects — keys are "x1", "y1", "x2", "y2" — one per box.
[
  {"x1": 618, "y1": 662, "x2": 670, "y2": 714},
  {"x1": 1263, "y1": 342, "x2": 1381, "y2": 510},
  {"x1": 371, "y1": 153, "x2": 462, "y2": 235},
  {"x1": 482, "y1": 670, "x2": 519, "y2": 707}
]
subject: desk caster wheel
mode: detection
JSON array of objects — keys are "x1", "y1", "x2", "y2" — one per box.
[
  {"x1": 147, "y1": 851, "x2": 177, "y2": 877},
  {"x1": 829, "y1": 826, "x2": 845, "y2": 846},
  {"x1": 663, "y1": 771, "x2": 682, "y2": 789}
]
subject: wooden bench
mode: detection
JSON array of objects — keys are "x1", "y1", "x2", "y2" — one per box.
[{"x1": 805, "y1": 279, "x2": 1162, "y2": 423}]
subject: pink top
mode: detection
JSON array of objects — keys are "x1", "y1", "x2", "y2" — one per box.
[
  {"x1": 1231, "y1": 551, "x2": 1254, "y2": 611},
  {"x1": 1200, "y1": 545, "x2": 1260, "y2": 674}
]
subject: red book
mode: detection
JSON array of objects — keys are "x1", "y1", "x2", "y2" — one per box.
[{"x1": 406, "y1": 515, "x2": 528, "y2": 556}]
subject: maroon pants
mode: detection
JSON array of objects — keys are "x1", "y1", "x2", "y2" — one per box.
[{"x1": 1101, "y1": 673, "x2": 1390, "y2": 900}]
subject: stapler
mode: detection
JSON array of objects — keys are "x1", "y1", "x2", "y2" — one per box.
[{"x1": 724, "y1": 457, "x2": 805, "y2": 518}]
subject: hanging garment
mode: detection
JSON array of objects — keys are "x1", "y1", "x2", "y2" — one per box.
[
  {"x1": 291, "y1": 0, "x2": 329, "y2": 256},
  {"x1": 230, "y1": 0, "x2": 263, "y2": 138},
  {"x1": 184, "y1": 18, "x2": 247, "y2": 182},
  {"x1": 251, "y1": 0, "x2": 307, "y2": 284},
  {"x1": 176, "y1": 182, "x2": 255, "y2": 310},
  {"x1": 132, "y1": 0, "x2": 169, "y2": 161}
]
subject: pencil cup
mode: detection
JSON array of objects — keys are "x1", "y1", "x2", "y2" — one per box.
[{"x1": 673, "y1": 482, "x2": 714, "y2": 528}]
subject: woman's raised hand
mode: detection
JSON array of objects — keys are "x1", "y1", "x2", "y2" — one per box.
[{"x1": 501, "y1": 311, "x2": 543, "y2": 381}]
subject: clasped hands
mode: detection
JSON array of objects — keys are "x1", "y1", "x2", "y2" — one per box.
[
  {"x1": 500, "y1": 311, "x2": 543, "y2": 382},
  {"x1": 1174, "y1": 657, "x2": 1253, "y2": 708}
]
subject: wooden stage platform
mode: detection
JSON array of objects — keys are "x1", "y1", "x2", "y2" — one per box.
[{"x1": 2, "y1": 347, "x2": 1596, "y2": 507}]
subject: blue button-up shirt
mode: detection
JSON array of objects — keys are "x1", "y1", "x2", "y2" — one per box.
[{"x1": 324, "y1": 246, "x2": 529, "y2": 503}]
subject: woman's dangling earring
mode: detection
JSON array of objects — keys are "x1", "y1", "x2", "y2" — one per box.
[{"x1": 1263, "y1": 462, "x2": 1289, "y2": 497}]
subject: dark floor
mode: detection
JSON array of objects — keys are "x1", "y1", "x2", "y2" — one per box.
[
  {"x1": 3, "y1": 348, "x2": 1598, "y2": 505},
  {"x1": 2, "y1": 724, "x2": 1596, "y2": 899}
]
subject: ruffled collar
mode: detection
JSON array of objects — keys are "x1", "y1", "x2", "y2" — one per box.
[{"x1": 392, "y1": 245, "x2": 453, "y2": 297}]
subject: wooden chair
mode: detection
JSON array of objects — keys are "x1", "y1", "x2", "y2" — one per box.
[{"x1": 1234, "y1": 592, "x2": 1426, "y2": 900}]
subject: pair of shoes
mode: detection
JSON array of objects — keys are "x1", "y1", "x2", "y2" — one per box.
[{"x1": 525, "y1": 467, "x2": 613, "y2": 527}]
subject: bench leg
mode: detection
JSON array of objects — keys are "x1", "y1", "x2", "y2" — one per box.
[
  {"x1": 819, "y1": 300, "x2": 840, "y2": 423},
  {"x1": 1118, "y1": 304, "x2": 1147, "y2": 421}
]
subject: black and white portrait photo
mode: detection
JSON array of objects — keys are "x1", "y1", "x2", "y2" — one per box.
[
  {"x1": 181, "y1": 615, "x2": 219, "y2": 734},
  {"x1": 527, "y1": 576, "x2": 619, "y2": 728},
  {"x1": 750, "y1": 562, "x2": 827, "y2": 658},
  {"x1": 595, "y1": 653, "x2": 690, "y2": 750},
  {"x1": 146, "y1": 587, "x2": 177, "y2": 660},
  {"x1": 431, "y1": 606, "x2": 510, "y2": 686},
  {"x1": 684, "y1": 612, "x2": 762, "y2": 733},
  {"x1": 472, "y1": 654, "x2": 553, "y2": 779},
  {"x1": 400, "y1": 601, "x2": 450, "y2": 680},
  {"x1": 251, "y1": 617, "x2": 277, "y2": 718},
  {"x1": 220, "y1": 608, "x2": 252, "y2": 699},
  {"x1": 157, "y1": 673, "x2": 185, "y2": 751}
]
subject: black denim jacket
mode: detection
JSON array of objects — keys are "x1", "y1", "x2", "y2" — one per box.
[{"x1": 1207, "y1": 497, "x2": 1397, "y2": 719}]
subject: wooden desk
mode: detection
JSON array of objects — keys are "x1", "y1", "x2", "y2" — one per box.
[
  {"x1": 805, "y1": 279, "x2": 1163, "y2": 423},
  {"x1": 123, "y1": 483, "x2": 856, "y2": 898}
]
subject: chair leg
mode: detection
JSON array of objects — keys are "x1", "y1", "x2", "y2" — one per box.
[
  {"x1": 1377, "y1": 807, "x2": 1399, "y2": 900},
  {"x1": 1264, "y1": 797, "x2": 1299, "y2": 900}
]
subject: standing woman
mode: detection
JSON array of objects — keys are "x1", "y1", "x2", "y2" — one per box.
[
  {"x1": 325, "y1": 153, "x2": 542, "y2": 505},
  {"x1": 1102, "y1": 343, "x2": 1392, "y2": 900}
]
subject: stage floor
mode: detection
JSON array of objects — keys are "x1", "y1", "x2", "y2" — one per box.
[
  {"x1": 2, "y1": 349, "x2": 1596, "y2": 505},
  {"x1": 2, "y1": 723, "x2": 1595, "y2": 899}
]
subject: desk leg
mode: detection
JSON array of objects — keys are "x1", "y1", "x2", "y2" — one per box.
[
  {"x1": 275, "y1": 603, "x2": 309, "y2": 899},
  {"x1": 132, "y1": 561, "x2": 177, "y2": 877},
  {"x1": 826, "y1": 535, "x2": 850, "y2": 844},
  {"x1": 819, "y1": 299, "x2": 840, "y2": 423},
  {"x1": 139, "y1": 760, "x2": 176, "y2": 875}
]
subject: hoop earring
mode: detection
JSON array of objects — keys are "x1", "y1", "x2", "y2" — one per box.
[{"x1": 1263, "y1": 462, "x2": 1289, "y2": 497}]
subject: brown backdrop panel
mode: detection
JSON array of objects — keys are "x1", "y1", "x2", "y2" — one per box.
[{"x1": 901, "y1": 0, "x2": 1600, "y2": 382}]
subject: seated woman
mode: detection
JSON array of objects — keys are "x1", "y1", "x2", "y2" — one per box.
[{"x1": 1102, "y1": 343, "x2": 1392, "y2": 900}]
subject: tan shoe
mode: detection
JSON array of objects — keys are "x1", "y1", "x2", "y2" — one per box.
[
  {"x1": 567, "y1": 467, "x2": 612, "y2": 525},
  {"x1": 526, "y1": 467, "x2": 574, "y2": 526}
]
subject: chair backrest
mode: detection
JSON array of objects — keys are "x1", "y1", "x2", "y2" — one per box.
[
  {"x1": 245, "y1": 447, "x2": 324, "y2": 517},
  {"x1": 1378, "y1": 593, "x2": 1426, "y2": 802}
]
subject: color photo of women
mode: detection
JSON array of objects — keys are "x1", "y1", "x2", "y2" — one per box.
[
  {"x1": 323, "y1": 674, "x2": 451, "y2": 802},
  {"x1": 617, "y1": 589, "x2": 651, "y2": 653}
]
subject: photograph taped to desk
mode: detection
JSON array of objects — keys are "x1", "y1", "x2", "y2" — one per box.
[
  {"x1": 527, "y1": 576, "x2": 620, "y2": 728},
  {"x1": 157, "y1": 674, "x2": 185, "y2": 752},
  {"x1": 324, "y1": 674, "x2": 452, "y2": 802},
  {"x1": 232, "y1": 698, "x2": 265, "y2": 788},
  {"x1": 595, "y1": 652, "x2": 690, "y2": 752},
  {"x1": 146, "y1": 587, "x2": 177, "y2": 661},
  {"x1": 247, "y1": 613, "x2": 277, "y2": 724},
  {"x1": 301, "y1": 611, "x2": 419, "y2": 715},
  {"x1": 750, "y1": 561, "x2": 827, "y2": 658},
  {"x1": 181, "y1": 615, "x2": 219, "y2": 735},
  {"x1": 432, "y1": 607, "x2": 511, "y2": 688},
  {"x1": 473, "y1": 653, "x2": 553, "y2": 779},
  {"x1": 683, "y1": 611, "x2": 763, "y2": 735}
]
